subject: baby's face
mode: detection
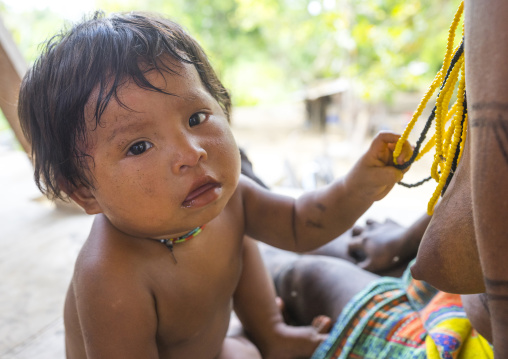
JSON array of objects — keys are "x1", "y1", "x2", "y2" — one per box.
[{"x1": 83, "y1": 61, "x2": 240, "y2": 239}]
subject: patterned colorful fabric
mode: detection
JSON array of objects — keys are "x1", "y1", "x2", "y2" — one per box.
[{"x1": 311, "y1": 262, "x2": 493, "y2": 359}]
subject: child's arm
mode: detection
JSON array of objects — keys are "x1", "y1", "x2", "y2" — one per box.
[
  {"x1": 71, "y1": 261, "x2": 159, "y2": 358},
  {"x1": 240, "y1": 131, "x2": 412, "y2": 252},
  {"x1": 232, "y1": 237, "x2": 326, "y2": 358}
]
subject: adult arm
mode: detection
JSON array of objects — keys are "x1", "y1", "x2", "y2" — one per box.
[{"x1": 465, "y1": 0, "x2": 508, "y2": 355}]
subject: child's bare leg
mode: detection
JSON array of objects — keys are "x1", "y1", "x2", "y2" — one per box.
[
  {"x1": 220, "y1": 336, "x2": 262, "y2": 359},
  {"x1": 227, "y1": 298, "x2": 330, "y2": 359},
  {"x1": 269, "y1": 254, "x2": 379, "y2": 325},
  {"x1": 234, "y1": 238, "x2": 332, "y2": 359}
]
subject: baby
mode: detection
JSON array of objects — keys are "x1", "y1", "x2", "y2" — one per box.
[{"x1": 18, "y1": 11, "x2": 412, "y2": 359}]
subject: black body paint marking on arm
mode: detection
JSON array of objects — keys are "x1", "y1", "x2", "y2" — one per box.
[
  {"x1": 316, "y1": 203, "x2": 326, "y2": 212},
  {"x1": 472, "y1": 102, "x2": 508, "y2": 111},
  {"x1": 486, "y1": 294, "x2": 508, "y2": 302},
  {"x1": 483, "y1": 277, "x2": 508, "y2": 302},
  {"x1": 470, "y1": 103, "x2": 508, "y2": 165},
  {"x1": 305, "y1": 220, "x2": 323, "y2": 229},
  {"x1": 484, "y1": 277, "x2": 508, "y2": 289}
]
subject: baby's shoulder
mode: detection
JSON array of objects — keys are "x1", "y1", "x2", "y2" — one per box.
[
  {"x1": 71, "y1": 235, "x2": 168, "y2": 324},
  {"x1": 73, "y1": 218, "x2": 160, "y2": 295},
  {"x1": 73, "y1": 237, "x2": 148, "y2": 292},
  {"x1": 221, "y1": 174, "x2": 265, "y2": 225},
  {"x1": 69, "y1": 237, "x2": 161, "y2": 342},
  {"x1": 234, "y1": 173, "x2": 272, "y2": 202}
]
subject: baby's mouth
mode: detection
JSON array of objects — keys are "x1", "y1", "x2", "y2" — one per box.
[{"x1": 182, "y1": 181, "x2": 221, "y2": 208}]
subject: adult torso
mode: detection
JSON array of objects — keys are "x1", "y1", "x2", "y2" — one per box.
[{"x1": 410, "y1": 137, "x2": 492, "y2": 342}]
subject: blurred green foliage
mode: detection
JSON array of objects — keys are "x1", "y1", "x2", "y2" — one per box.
[
  {"x1": 2, "y1": 8, "x2": 64, "y2": 65},
  {"x1": 0, "y1": 112, "x2": 8, "y2": 131},
  {"x1": 0, "y1": 0, "x2": 461, "y2": 106}
]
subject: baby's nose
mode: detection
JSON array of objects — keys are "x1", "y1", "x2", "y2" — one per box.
[{"x1": 171, "y1": 136, "x2": 207, "y2": 174}]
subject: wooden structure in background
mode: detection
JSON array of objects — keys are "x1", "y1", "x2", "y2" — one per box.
[
  {"x1": 302, "y1": 78, "x2": 347, "y2": 133},
  {"x1": 0, "y1": 16, "x2": 29, "y2": 153}
]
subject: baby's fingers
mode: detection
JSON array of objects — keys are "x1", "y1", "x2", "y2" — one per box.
[
  {"x1": 370, "y1": 131, "x2": 402, "y2": 151},
  {"x1": 395, "y1": 139, "x2": 413, "y2": 166},
  {"x1": 371, "y1": 167, "x2": 404, "y2": 200},
  {"x1": 369, "y1": 131, "x2": 408, "y2": 165},
  {"x1": 377, "y1": 166, "x2": 404, "y2": 185}
]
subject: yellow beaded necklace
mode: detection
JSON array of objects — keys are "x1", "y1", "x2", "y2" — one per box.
[{"x1": 392, "y1": 0, "x2": 466, "y2": 215}]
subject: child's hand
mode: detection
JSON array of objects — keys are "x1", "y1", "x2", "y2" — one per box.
[
  {"x1": 345, "y1": 131, "x2": 412, "y2": 202},
  {"x1": 256, "y1": 298, "x2": 331, "y2": 359},
  {"x1": 347, "y1": 218, "x2": 409, "y2": 272}
]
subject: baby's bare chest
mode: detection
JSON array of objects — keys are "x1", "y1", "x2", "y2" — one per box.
[{"x1": 151, "y1": 237, "x2": 244, "y2": 356}]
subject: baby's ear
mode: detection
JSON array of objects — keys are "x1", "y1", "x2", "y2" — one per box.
[
  {"x1": 67, "y1": 185, "x2": 102, "y2": 214},
  {"x1": 59, "y1": 179, "x2": 102, "y2": 215}
]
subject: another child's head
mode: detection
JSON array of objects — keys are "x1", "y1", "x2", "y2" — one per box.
[{"x1": 19, "y1": 11, "x2": 232, "y2": 201}]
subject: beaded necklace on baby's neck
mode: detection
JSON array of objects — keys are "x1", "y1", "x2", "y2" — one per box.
[{"x1": 155, "y1": 225, "x2": 206, "y2": 264}]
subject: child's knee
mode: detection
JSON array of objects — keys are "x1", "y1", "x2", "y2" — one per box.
[{"x1": 220, "y1": 337, "x2": 262, "y2": 359}]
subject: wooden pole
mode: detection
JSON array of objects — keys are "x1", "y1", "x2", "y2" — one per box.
[
  {"x1": 0, "y1": 18, "x2": 84, "y2": 212},
  {"x1": 0, "y1": 16, "x2": 29, "y2": 154}
]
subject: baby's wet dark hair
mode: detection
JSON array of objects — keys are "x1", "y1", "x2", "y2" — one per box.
[{"x1": 18, "y1": 11, "x2": 231, "y2": 200}]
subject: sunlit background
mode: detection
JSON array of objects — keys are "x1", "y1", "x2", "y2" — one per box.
[
  {"x1": 1, "y1": 0, "x2": 458, "y2": 105},
  {"x1": 0, "y1": 0, "x2": 462, "y2": 188},
  {"x1": 0, "y1": 2, "x2": 462, "y2": 357}
]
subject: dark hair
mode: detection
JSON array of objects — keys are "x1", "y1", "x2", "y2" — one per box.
[{"x1": 18, "y1": 11, "x2": 231, "y2": 200}]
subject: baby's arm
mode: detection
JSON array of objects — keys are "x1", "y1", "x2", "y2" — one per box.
[
  {"x1": 71, "y1": 260, "x2": 159, "y2": 358},
  {"x1": 241, "y1": 131, "x2": 412, "y2": 252},
  {"x1": 232, "y1": 237, "x2": 326, "y2": 358}
]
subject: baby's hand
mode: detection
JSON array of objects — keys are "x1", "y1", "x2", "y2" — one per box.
[
  {"x1": 345, "y1": 131, "x2": 412, "y2": 202},
  {"x1": 258, "y1": 299, "x2": 330, "y2": 359}
]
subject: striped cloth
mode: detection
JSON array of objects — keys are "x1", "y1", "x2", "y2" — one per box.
[{"x1": 311, "y1": 262, "x2": 493, "y2": 359}]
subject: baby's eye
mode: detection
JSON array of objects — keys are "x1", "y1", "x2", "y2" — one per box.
[
  {"x1": 189, "y1": 113, "x2": 208, "y2": 127},
  {"x1": 127, "y1": 141, "x2": 153, "y2": 156}
]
